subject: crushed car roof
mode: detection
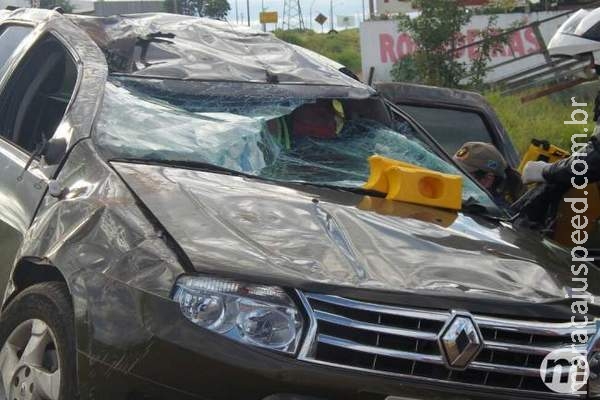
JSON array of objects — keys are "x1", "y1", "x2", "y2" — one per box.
[
  {"x1": 0, "y1": 9, "x2": 372, "y2": 96},
  {"x1": 60, "y1": 13, "x2": 371, "y2": 91}
]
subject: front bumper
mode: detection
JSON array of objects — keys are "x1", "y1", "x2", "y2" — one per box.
[{"x1": 75, "y1": 287, "x2": 578, "y2": 400}]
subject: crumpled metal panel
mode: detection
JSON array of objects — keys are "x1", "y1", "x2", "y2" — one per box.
[
  {"x1": 9, "y1": 143, "x2": 191, "y2": 395},
  {"x1": 112, "y1": 161, "x2": 599, "y2": 316},
  {"x1": 0, "y1": 8, "x2": 57, "y2": 24},
  {"x1": 16, "y1": 141, "x2": 187, "y2": 355},
  {"x1": 45, "y1": 13, "x2": 109, "y2": 147},
  {"x1": 66, "y1": 13, "x2": 372, "y2": 90}
]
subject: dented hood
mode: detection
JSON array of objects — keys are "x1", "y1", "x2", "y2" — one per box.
[{"x1": 112, "y1": 162, "x2": 598, "y2": 313}]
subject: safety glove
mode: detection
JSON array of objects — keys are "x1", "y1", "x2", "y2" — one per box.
[{"x1": 522, "y1": 160, "x2": 550, "y2": 184}]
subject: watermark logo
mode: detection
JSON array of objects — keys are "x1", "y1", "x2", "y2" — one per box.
[
  {"x1": 539, "y1": 96, "x2": 597, "y2": 394},
  {"x1": 541, "y1": 348, "x2": 589, "y2": 394}
]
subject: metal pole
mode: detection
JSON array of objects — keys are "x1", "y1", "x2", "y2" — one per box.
[
  {"x1": 247, "y1": 0, "x2": 250, "y2": 26},
  {"x1": 369, "y1": 0, "x2": 374, "y2": 19},
  {"x1": 235, "y1": 0, "x2": 239, "y2": 23},
  {"x1": 330, "y1": 0, "x2": 334, "y2": 31},
  {"x1": 261, "y1": 0, "x2": 266, "y2": 32},
  {"x1": 362, "y1": 0, "x2": 365, "y2": 21}
]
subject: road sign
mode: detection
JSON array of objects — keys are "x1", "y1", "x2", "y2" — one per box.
[
  {"x1": 315, "y1": 13, "x2": 327, "y2": 26},
  {"x1": 336, "y1": 15, "x2": 356, "y2": 28},
  {"x1": 260, "y1": 11, "x2": 278, "y2": 24}
]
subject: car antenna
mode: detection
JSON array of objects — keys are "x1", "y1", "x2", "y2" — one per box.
[{"x1": 266, "y1": 70, "x2": 279, "y2": 84}]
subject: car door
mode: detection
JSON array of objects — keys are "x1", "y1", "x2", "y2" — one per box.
[
  {"x1": 375, "y1": 82, "x2": 521, "y2": 169},
  {"x1": 0, "y1": 24, "x2": 78, "y2": 293},
  {"x1": 0, "y1": 23, "x2": 40, "y2": 294},
  {"x1": 397, "y1": 104, "x2": 500, "y2": 154}
]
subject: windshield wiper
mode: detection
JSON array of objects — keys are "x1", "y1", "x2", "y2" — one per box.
[
  {"x1": 110, "y1": 158, "x2": 251, "y2": 178},
  {"x1": 111, "y1": 158, "x2": 383, "y2": 197},
  {"x1": 113, "y1": 158, "x2": 505, "y2": 209},
  {"x1": 289, "y1": 181, "x2": 384, "y2": 197}
]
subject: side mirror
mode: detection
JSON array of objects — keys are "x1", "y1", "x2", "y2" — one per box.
[{"x1": 43, "y1": 138, "x2": 67, "y2": 166}]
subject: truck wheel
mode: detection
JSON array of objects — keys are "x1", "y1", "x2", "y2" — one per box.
[{"x1": 0, "y1": 282, "x2": 77, "y2": 400}]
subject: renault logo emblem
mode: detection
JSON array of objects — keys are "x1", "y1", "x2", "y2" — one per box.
[{"x1": 438, "y1": 312, "x2": 483, "y2": 370}]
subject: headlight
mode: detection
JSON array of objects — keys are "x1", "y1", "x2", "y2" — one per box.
[{"x1": 173, "y1": 275, "x2": 304, "y2": 354}]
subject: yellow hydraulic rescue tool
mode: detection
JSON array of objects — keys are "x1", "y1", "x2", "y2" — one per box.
[
  {"x1": 517, "y1": 139, "x2": 570, "y2": 172},
  {"x1": 364, "y1": 155, "x2": 463, "y2": 211},
  {"x1": 519, "y1": 139, "x2": 600, "y2": 246}
]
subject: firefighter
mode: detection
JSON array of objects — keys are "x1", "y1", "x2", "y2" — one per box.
[
  {"x1": 453, "y1": 142, "x2": 524, "y2": 205},
  {"x1": 267, "y1": 100, "x2": 346, "y2": 150}
]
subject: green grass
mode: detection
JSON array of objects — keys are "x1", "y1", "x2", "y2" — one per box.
[
  {"x1": 273, "y1": 29, "x2": 362, "y2": 73},
  {"x1": 485, "y1": 91, "x2": 595, "y2": 155}
]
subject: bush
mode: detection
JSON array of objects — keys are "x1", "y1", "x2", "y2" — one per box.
[
  {"x1": 391, "y1": 57, "x2": 420, "y2": 83},
  {"x1": 273, "y1": 29, "x2": 305, "y2": 46},
  {"x1": 393, "y1": 0, "x2": 508, "y2": 90}
]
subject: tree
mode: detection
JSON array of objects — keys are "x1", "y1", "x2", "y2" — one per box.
[
  {"x1": 167, "y1": 0, "x2": 230, "y2": 19},
  {"x1": 202, "y1": 0, "x2": 230, "y2": 19},
  {"x1": 391, "y1": 0, "x2": 508, "y2": 89}
]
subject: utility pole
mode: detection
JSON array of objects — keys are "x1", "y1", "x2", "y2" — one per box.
[
  {"x1": 247, "y1": 0, "x2": 250, "y2": 26},
  {"x1": 362, "y1": 0, "x2": 365, "y2": 21},
  {"x1": 261, "y1": 0, "x2": 266, "y2": 32},
  {"x1": 329, "y1": 0, "x2": 334, "y2": 32},
  {"x1": 369, "y1": 0, "x2": 374, "y2": 19},
  {"x1": 235, "y1": 0, "x2": 239, "y2": 24}
]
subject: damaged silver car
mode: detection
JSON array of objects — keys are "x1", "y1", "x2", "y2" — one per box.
[{"x1": 0, "y1": 8, "x2": 598, "y2": 400}]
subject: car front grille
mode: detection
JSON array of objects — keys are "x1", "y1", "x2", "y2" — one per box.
[{"x1": 298, "y1": 292, "x2": 597, "y2": 398}]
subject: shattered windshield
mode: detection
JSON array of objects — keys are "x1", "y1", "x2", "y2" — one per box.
[{"x1": 95, "y1": 77, "x2": 501, "y2": 213}]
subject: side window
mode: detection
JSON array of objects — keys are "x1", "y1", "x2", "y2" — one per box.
[
  {"x1": 0, "y1": 25, "x2": 33, "y2": 78},
  {"x1": 398, "y1": 105, "x2": 495, "y2": 156},
  {"x1": 0, "y1": 33, "x2": 77, "y2": 153}
]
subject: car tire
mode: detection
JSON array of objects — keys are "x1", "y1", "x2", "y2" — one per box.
[{"x1": 0, "y1": 281, "x2": 77, "y2": 400}]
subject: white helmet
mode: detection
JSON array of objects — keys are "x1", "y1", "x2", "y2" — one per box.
[{"x1": 548, "y1": 8, "x2": 600, "y2": 67}]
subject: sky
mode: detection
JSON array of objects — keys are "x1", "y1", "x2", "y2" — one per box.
[{"x1": 227, "y1": 0, "x2": 368, "y2": 30}]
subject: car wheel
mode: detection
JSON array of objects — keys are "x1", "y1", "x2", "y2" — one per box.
[{"x1": 0, "y1": 282, "x2": 77, "y2": 400}]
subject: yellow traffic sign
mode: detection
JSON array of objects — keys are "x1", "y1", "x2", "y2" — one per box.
[{"x1": 260, "y1": 11, "x2": 278, "y2": 24}]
